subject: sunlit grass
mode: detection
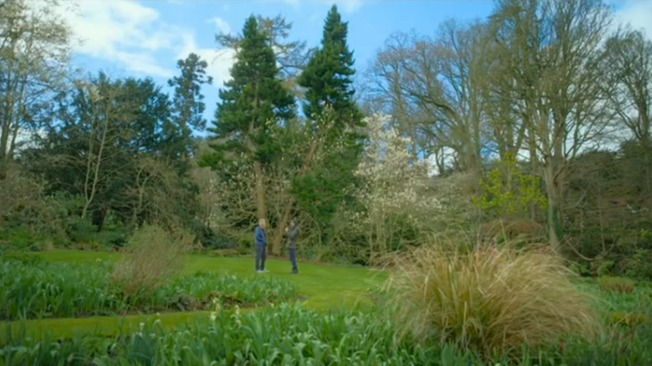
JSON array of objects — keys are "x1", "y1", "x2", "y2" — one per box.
[{"x1": 34, "y1": 249, "x2": 383, "y2": 310}]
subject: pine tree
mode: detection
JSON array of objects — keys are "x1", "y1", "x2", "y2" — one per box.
[
  {"x1": 298, "y1": 4, "x2": 363, "y2": 130},
  {"x1": 207, "y1": 16, "x2": 295, "y2": 220},
  {"x1": 167, "y1": 53, "x2": 213, "y2": 162},
  {"x1": 270, "y1": 5, "x2": 364, "y2": 254}
]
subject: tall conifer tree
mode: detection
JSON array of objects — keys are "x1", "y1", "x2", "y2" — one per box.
[
  {"x1": 288, "y1": 5, "x2": 364, "y2": 247},
  {"x1": 167, "y1": 53, "x2": 213, "y2": 162},
  {"x1": 207, "y1": 16, "x2": 295, "y2": 220}
]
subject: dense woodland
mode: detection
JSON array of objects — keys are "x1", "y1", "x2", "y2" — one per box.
[{"x1": 1, "y1": 0, "x2": 651, "y2": 279}]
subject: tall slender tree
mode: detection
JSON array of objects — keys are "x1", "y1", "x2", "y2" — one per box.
[
  {"x1": 269, "y1": 5, "x2": 364, "y2": 255},
  {"x1": 216, "y1": 15, "x2": 310, "y2": 83},
  {"x1": 167, "y1": 53, "x2": 212, "y2": 162},
  {"x1": 206, "y1": 15, "x2": 295, "y2": 221},
  {"x1": 298, "y1": 5, "x2": 363, "y2": 129}
]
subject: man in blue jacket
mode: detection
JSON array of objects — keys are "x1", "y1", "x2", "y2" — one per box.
[{"x1": 255, "y1": 218, "x2": 268, "y2": 273}]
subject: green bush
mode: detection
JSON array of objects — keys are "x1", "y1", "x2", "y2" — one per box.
[
  {"x1": 624, "y1": 249, "x2": 652, "y2": 279},
  {"x1": 65, "y1": 217, "x2": 98, "y2": 243},
  {"x1": 381, "y1": 243, "x2": 603, "y2": 359},
  {"x1": 0, "y1": 171, "x2": 68, "y2": 250},
  {"x1": 0, "y1": 227, "x2": 39, "y2": 251},
  {"x1": 112, "y1": 224, "x2": 192, "y2": 296}
]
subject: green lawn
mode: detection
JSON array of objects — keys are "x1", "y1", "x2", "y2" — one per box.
[{"x1": 2, "y1": 249, "x2": 385, "y2": 343}]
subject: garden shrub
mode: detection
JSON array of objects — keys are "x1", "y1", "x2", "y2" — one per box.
[
  {"x1": 112, "y1": 224, "x2": 192, "y2": 296},
  {"x1": 382, "y1": 242, "x2": 602, "y2": 359},
  {"x1": 623, "y1": 248, "x2": 652, "y2": 280}
]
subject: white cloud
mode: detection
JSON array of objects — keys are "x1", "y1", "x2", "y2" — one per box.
[
  {"x1": 188, "y1": 48, "x2": 236, "y2": 87},
  {"x1": 113, "y1": 51, "x2": 173, "y2": 78},
  {"x1": 614, "y1": 0, "x2": 652, "y2": 39},
  {"x1": 58, "y1": 0, "x2": 195, "y2": 78},
  {"x1": 175, "y1": 32, "x2": 235, "y2": 87},
  {"x1": 331, "y1": 0, "x2": 365, "y2": 14},
  {"x1": 208, "y1": 17, "x2": 231, "y2": 35},
  {"x1": 56, "y1": 0, "x2": 238, "y2": 83}
]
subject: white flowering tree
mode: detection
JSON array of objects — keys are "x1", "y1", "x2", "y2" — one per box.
[{"x1": 351, "y1": 113, "x2": 443, "y2": 262}]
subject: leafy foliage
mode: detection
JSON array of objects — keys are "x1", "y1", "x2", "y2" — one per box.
[
  {"x1": 0, "y1": 304, "x2": 439, "y2": 365},
  {"x1": 0, "y1": 0, "x2": 72, "y2": 179},
  {"x1": 565, "y1": 145, "x2": 652, "y2": 279},
  {"x1": 0, "y1": 254, "x2": 298, "y2": 320},
  {"x1": 111, "y1": 225, "x2": 192, "y2": 296},
  {"x1": 3, "y1": 293, "x2": 652, "y2": 365},
  {"x1": 473, "y1": 154, "x2": 547, "y2": 219},
  {"x1": 291, "y1": 5, "x2": 365, "y2": 241},
  {"x1": 0, "y1": 167, "x2": 66, "y2": 250},
  {"x1": 298, "y1": 5, "x2": 362, "y2": 127},
  {"x1": 209, "y1": 15, "x2": 295, "y2": 165}
]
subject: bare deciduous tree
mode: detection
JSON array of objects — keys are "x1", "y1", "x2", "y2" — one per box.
[
  {"x1": 0, "y1": 0, "x2": 72, "y2": 179},
  {"x1": 364, "y1": 20, "x2": 491, "y2": 176},
  {"x1": 602, "y1": 29, "x2": 652, "y2": 190},
  {"x1": 488, "y1": 0, "x2": 613, "y2": 249}
]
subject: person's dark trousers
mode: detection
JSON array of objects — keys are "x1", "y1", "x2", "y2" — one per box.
[
  {"x1": 256, "y1": 245, "x2": 267, "y2": 271},
  {"x1": 289, "y1": 247, "x2": 298, "y2": 273}
]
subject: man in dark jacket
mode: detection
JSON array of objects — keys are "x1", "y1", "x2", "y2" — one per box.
[
  {"x1": 255, "y1": 218, "x2": 268, "y2": 273},
  {"x1": 285, "y1": 218, "x2": 300, "y2": 274}
]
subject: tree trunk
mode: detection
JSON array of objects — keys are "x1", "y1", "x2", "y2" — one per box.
[
  {"x1": 271, "y1": 197, "x2": 294, "y2": 255},
  {"x1": 0, "y1": 87, "x2": 15, "y2": 181},
  {"x1": 253, "y1": 160, "x2": 267, "y2": 221},
  {"x1": 7, "y1": 74, "x2": 27, "y2": 164},
  {"x1": 528, "y1": 133, "x2": 539, "y2": 220},
  {"x1": 543, "y1": 162, "x2": 561, "y2": 251},
  {"x1": 270, "y1": 138, "x2": 320, "y2": 255},
  {"x1": 0, "y1": 46, "x2": 16, "y2": 181},
  {"x1": 82, "y1": 102, "x2": 109, "y2": 220}
]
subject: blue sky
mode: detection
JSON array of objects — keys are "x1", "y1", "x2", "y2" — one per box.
[{"x1": 59, "y1": 0, "x2": 652, "y2": 122}]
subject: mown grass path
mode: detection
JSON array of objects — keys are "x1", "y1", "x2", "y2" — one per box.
[{"x1": 2, "y1": 250, "x2": 384, "y2": 343}]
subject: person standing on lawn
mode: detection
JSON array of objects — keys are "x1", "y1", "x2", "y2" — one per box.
[
  {"x1": 255, "y1": 218, "x2": 268, "y2": 273},
  {"x1": 285, "y1": 218, "x2": 300, "y2": 274}
]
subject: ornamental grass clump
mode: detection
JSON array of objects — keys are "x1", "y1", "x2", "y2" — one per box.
[
  {"x1": 598, "y1": 276, "x2": 636, "y2": 294},
  {"x1": 382, "y1": 243, "x2": 602, "y2": 359}
]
